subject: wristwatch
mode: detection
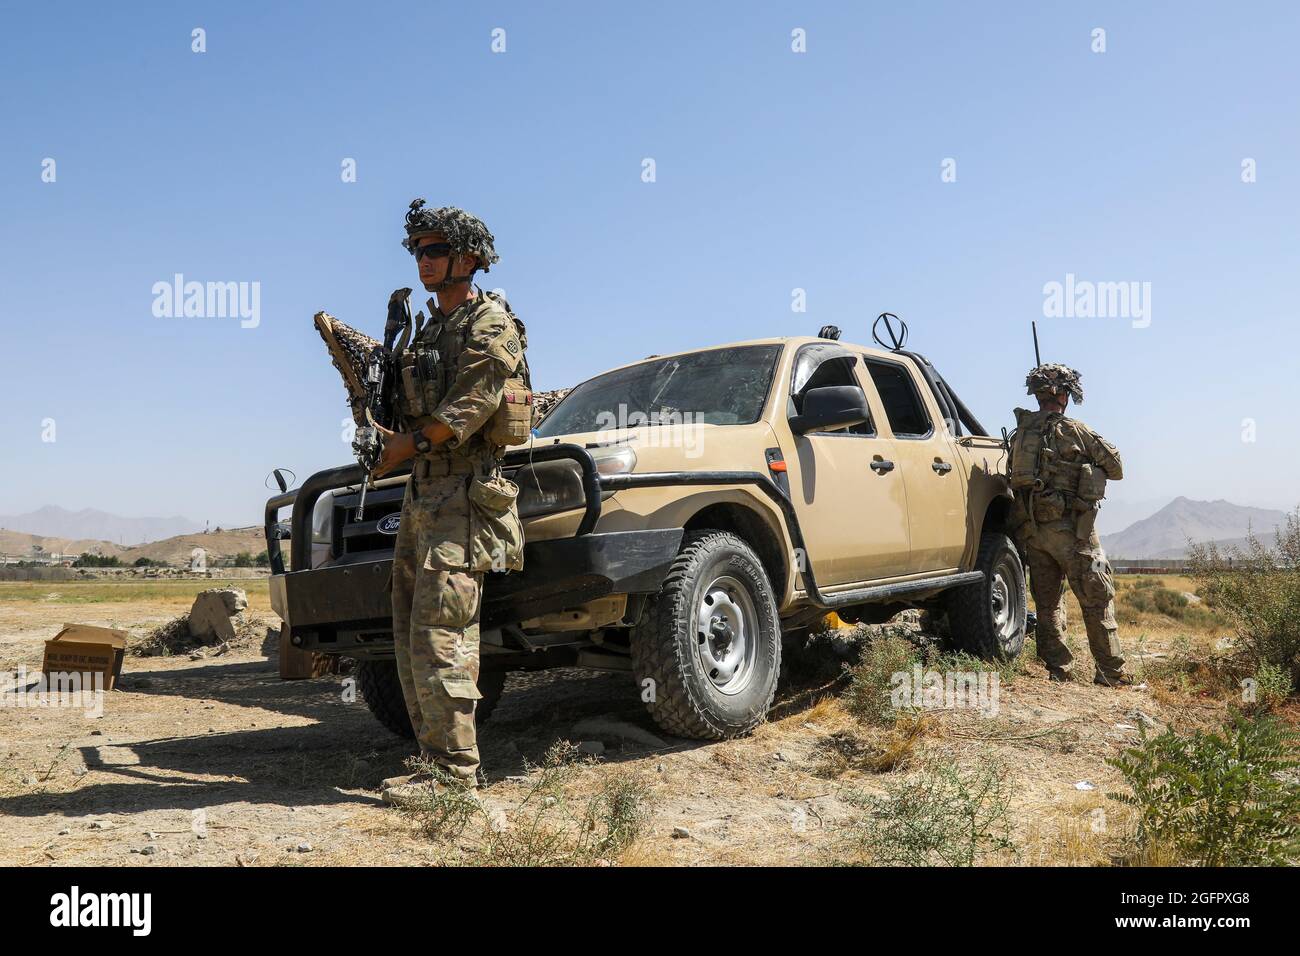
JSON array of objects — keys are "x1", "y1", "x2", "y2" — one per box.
[{"x1": 412, "y1": 430, "x2": 432, "y2": 455}]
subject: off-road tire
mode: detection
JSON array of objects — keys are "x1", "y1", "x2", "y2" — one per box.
[
  {"x1": 945, "y1": 531, "x2": 1027, "y2": 660},
  {"x1": 631, "y1": 531, "x2": 781, "y2": 740},
  {"x1": 355, "y1": 660, "x2": 507, "y2": 739}
]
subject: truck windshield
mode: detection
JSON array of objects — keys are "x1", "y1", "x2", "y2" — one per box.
[{"x1": 535, "y1": 344, "x2": 782, "y2": 437}]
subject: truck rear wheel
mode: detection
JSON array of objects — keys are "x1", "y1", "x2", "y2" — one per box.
[
  {"x1": 945, "y1": 531, "x2": 1027, "y2": 660},
  {"x1": 355, "y1": 659, "x2": 507, "y2": 739},
  {"x1": 631, "y1": 531, "x2": 781, "y2": 740}
]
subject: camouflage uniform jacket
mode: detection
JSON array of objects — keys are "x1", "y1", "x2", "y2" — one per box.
[{"x1": 392, "y1": 290, "x2": 525, "y2": 571}]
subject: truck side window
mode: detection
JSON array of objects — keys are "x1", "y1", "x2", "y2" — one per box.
[
  {"x1": 866, "y1": 360, "x2": 932, "y2": 438},
  {"x1": 792, "y1": 356, "x2": 874, "y2": 436}
]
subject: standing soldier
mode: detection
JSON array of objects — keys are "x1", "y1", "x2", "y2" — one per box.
[
  {"x1": 372, "y1": 200, "x2": 531, "y2": 804},
  {"x1": 1009, "y1": 364, "x2": 1130, "y2": 686}
]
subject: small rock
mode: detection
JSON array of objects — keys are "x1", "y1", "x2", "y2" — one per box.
[
  {"x1": 1074, "y1": 781, "x2": 1096, "y2": 791},
  {"x1": 576, "y1": 740, "x2": 605, "y2": 757},
  {"x1": 89, "y1": 820, "x2": 115, "y2": 831},
  {"x1": 1128, "y1": 709, "x2": 1157, "y2": 727},
  {"x1": 139, "y1": 845, "x2": 157, "y2": 856},
  {"x1": 295, "y1": 842, "x2": 313, "y2": 853},
  {"x1": 90, "y1": 730, "x2": 103, "y2": 736},
  {"x1": 671, "y1": 826, "x2": 691, "y2": 839},
  {"x1": 57, "y1": 828, "x2": 70, "y2": 836},
  {"x1": 772, "y1": 751, "x2": 788, "y2": 762}
]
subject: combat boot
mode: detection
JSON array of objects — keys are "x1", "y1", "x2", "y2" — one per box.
[
  {"x1": 382, "y1": 771, "x2": 480, "y2": 808},
  {"x1": 1094, "y1": 672, "x2": 1134, "y2": 688}
]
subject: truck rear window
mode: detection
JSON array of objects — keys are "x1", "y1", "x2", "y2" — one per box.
[{"x1": 536, "y1": 345, "x2": 781, "y2": 436}]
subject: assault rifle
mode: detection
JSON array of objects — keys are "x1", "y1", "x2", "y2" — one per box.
[{"x1": 352, "y1": 287, "x2": 412, "y2": 519}]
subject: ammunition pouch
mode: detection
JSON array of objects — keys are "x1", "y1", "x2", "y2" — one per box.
[
  {"x1": 1075, "y1": 502, "x2": 1100, "y2": 543},
  {"x1": 487, "y1": 376, "x2": 533, "y2": 447},
  {"x1": 1076, "y1": 463, "x2": 1108, "y2": 503}
]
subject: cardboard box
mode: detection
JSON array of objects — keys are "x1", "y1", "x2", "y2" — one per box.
[{"x1": 42, "y1": 624, "x2": 128, "y2": 690}]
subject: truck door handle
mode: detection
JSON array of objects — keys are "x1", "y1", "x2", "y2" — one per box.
[
  {"x1": 932, "y1": 460, "x2": 953, "y2": 474},
  {"x1": 870, "y1": 458, "x2": 895, "y2": 474}
]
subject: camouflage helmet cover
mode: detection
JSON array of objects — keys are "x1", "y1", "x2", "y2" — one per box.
[
  {"x1": 402, "y1": 198, "x2": 499, "y2": 273},
  {"x1": 1026, "y1": 363, "x2": 1084, "y2": 404}
]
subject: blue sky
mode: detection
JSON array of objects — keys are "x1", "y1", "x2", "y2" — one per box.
[{"x1": 2, "y1": 1, "x2": 1297, "y2": 529}]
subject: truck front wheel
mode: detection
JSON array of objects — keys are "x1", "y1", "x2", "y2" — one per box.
[
  {"x1": 355, "y1": 659, "x2": 507, "y2": 739},
  {"x1": 945, "y1": 531, "x2": 1027, "y2": 660},
  {"x1": 631, "y1": 531, "x2": 781, "y2": 740}
]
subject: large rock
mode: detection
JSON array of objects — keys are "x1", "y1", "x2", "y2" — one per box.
[{"x1": 187, "y1": 588, "x2": 248, "y2": 644}]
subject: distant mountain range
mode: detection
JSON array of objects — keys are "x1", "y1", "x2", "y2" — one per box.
[
  {"x1": 0, "y1": 505, "x2": 203, "y2": 546},
  {"x1": 1101, "y1": 497, "x2": 1291, "y2": 559},
  {"x1": 1, "y1": 498, "x2": 1291, "y2": 562}
]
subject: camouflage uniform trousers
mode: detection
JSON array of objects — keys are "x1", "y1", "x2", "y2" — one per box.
[
  {"x1": 1023, "y1": 522, "x2": 1125, "y2": 681},
  {"x1": 390, "y1": 473, "x2": 484, "y2": 784}
]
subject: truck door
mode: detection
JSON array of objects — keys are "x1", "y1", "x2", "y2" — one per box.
[
  {"x1": 863, "y1": 357, "x2": 970, "y2": 573},
  {"x1": 785, "y1": 346, "x2": 911, "y2": 587}
]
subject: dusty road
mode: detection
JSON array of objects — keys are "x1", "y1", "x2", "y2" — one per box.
[{"x1": 0, "y1": 578, "x2": 1223, "y2": 866}]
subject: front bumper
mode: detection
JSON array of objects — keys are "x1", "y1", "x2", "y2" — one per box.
[{"x1": 272, "y1": 528, "x2": 684, "y2": 659}]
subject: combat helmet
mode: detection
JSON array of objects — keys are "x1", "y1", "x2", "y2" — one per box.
[
  {"x1": 1025, "y1": 363, "x2": 1083, "y2": 404},
  {"x1": 402, "y1": 199, "x2": 499, "y2": 286}
]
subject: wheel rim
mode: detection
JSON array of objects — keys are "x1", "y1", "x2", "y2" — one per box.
[
  {"x1": 989, "y1": 553, "x2": 1023, "y2": 652},
  {"x1": 694, "y1": 574, "x2": 759, "y2": 695}
]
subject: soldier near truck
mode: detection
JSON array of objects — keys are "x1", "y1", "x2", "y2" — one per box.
[
  {"x1": 369, "y1": 200, "x2": 533, "y2": 804},
  {"x1": 1008, "y1": 363, "x2": 1130, "y2": 686}
]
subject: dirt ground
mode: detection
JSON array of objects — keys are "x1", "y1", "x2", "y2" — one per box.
[{"x1": 0, "y1": 577, "x2": 1229, "y2": 867}]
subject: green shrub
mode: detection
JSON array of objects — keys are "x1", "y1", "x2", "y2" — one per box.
[
  {"x1": 1130, "y1": 576, "x2": 1166, "y2": 591},
  {"x1": 841, "y1": 757, "x2": 1014, "y2": 866},
  {"x1": 1107, "y1": 712, "x2": 1300, "y2": 866},
  {"x1": 1189, "y1": 509, "x2": 1300, "y2": 690},
  {"x1": 842, "y1": 633, "x2": 921, "y2": 726},
  {"x1": 1246, "y1": 662, "x2": 1292, "y2": 713}
]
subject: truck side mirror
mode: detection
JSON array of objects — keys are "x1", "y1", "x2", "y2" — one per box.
[{"x1": 789, "y1": 385, "x2": 871, "y2": 435}]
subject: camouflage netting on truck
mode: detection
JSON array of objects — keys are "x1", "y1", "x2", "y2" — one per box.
[
  {"x1": 532, "y1": 388, "x2": 570, "y2": 426},
  {"x1": 314, "y1": 311, "x2": 379, "y2": 428}
]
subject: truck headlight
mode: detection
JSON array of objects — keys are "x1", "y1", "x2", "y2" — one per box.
[
  {"x1": 590, "y1": 444, "x2": 637, "y2": 476},
  {"x1": 514, "y1": 445, "x2": 635, "y2": 519}
]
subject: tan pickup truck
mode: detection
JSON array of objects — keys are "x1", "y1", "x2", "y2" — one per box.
[{"x1": 266, "y1": 331, "x2": 1025, "y2": 742}]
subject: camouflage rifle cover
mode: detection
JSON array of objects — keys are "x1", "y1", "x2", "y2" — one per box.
[{"x1": 314, "y1": 311, "x2": 380, "y2": 428}]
